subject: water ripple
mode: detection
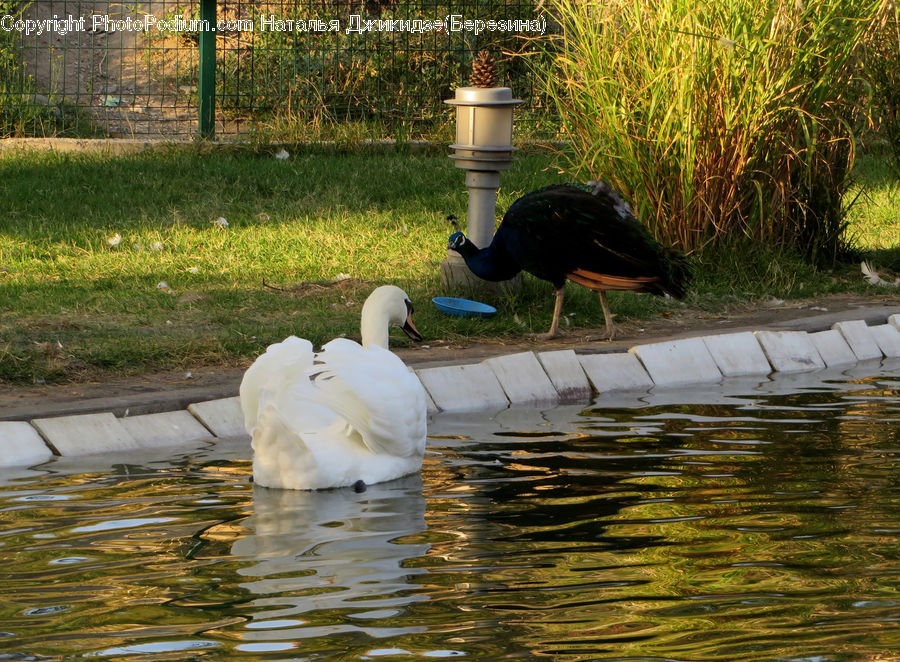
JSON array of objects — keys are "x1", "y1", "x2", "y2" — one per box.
[{"x1": 0, "y1": 373, "x2": 898, "y2": 659}]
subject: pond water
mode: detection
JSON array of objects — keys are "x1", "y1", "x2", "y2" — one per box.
[{"x1": 1, "y1": 363, "x2": 899, "y2": 661}]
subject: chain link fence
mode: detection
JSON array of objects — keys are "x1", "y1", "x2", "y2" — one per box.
[{"x1": 0, "y1": 0, "x2": 549, "y2": 139}]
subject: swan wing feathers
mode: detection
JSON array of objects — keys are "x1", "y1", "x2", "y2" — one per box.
[
  {"x1": 239, "y1": 336, "x2": 315, "y2": 434},
  {"x1": 303, "y1": 337, "x2": 427, "y2": 458},
  {"x1": 251, "y1": 392, "x2": 315, "y2": 489}
]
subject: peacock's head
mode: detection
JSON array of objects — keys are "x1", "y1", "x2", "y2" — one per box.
[
  {"x1": 447, "y1": 231, "x2": 468, "y2": 253},
  {"x1": 446, "y1": 215, "x2": 478, "y2": 258}
]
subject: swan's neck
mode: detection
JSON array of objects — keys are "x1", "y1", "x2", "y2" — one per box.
[{"x1": 360, "y1": 306, "x2": 391, "y2": 349}]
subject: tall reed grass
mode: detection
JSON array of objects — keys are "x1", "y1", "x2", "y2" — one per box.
[{"x1": 539, "y1": 0, "x2": 889, "y2": 262}]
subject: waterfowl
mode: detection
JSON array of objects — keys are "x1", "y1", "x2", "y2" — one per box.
[
  {"x1": 240, "y1": 285, "x2": 427, "y2": 490},
  {"x1": 448, "y1": 182, "x2": 692, "y2": 339}
]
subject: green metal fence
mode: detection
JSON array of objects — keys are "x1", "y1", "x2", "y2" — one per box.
[{"x1": 0, "y1": 0, "x2": 547, "y2": 139}]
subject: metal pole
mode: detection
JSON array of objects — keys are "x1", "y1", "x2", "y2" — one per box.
[
  {"x1": 198, "y1": 0, "x2": 216, "y2": 139},
  {"x1": 464, "y1": 171, "x2": 501, "y2": 249}
]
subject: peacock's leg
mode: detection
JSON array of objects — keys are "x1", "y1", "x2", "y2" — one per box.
[
  {"x1": 597, "y1": 290, "x2": 617, "y2": 340},
  {"x1": 534, "y1": 286, "x2": 566, "y2": 340}
]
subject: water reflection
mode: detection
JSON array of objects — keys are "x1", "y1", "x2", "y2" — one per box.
[
  {"x1": 232, "y1": 475, "x2": 430, "y2": 642},
  {"x1": 0, "y1": 365, "x2": 898, "y2": 660},
  {"x1": 420, "y1": 366, "x2": 900, "y2": 659}
]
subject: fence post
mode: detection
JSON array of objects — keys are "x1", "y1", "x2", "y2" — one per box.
[{"x1": 198, "y1": 0, "x2": 216, "y2": 138}]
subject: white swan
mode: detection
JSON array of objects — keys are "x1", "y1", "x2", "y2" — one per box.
[{"x1": 239, "y1": 285, "x2": 428, "y2": 490}]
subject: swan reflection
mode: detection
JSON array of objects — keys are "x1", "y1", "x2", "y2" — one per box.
[{"x1": 231, "y1": 474, "x2": 429, "y2": 638}]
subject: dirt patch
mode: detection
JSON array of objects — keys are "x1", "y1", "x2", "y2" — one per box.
[
  {"x1": 19, "y1": 1, "x2": 288, "y2": 137},
  {"x1": 3, "y1": 292, "x2": 899, "y2": 421},
  {"x1": 22, "y1": 0, "x2": 196, "y2": 137}
]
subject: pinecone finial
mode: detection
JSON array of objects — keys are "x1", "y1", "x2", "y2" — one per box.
[{"x1": 470, "y1": 50, "x2": 498, "y2": 88}]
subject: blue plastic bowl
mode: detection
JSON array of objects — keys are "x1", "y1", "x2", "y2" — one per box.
[{"x1": 432, "y1": 296, "x2": 497, "y2": 318}]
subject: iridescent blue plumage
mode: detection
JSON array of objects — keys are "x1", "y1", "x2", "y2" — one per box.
[{"x1": 447, "y1": 182, "x2": 692, "y2": 338}]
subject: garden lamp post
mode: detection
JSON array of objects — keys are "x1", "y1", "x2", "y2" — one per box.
[{"x1": 441, "y1": 54, "x2": 522, "y2": 290}]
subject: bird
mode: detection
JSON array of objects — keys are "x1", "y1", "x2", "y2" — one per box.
[
  {"x1": 239, "y1": 285, "x2": 428, "y2": 491},
  {"x1": 447, "y1": 182, "x2": 692, "y2": 340}
]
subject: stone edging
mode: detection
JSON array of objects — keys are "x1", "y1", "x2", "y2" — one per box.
[{"x1": 3, "y1": 314, "x2": 900, "y2": 468}]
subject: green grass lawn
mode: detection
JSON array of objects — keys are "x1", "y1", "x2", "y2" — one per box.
[
  {"x1": 846, "y1": 152, "x2": 900, "y2": 255},
  {"x1": 1, "y1": 144, "x2": 898, "y2": 384}
]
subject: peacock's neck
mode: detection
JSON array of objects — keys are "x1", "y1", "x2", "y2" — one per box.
[{"x1": 460, "y1": 244, "x2": 521, "y2": 283}]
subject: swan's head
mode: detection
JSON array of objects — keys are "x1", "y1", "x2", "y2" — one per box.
[{"x1": 361, "y1": 285, "x2": 423, "y2": 349}]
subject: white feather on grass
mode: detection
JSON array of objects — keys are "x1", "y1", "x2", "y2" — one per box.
[{"x1": 861, "y1": 261, "x2": 900, "y2": 287}]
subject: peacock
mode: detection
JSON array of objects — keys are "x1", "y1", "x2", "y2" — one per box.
[{"x1": 447, "y1": 182, "x2": 692, "y2": 340}]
